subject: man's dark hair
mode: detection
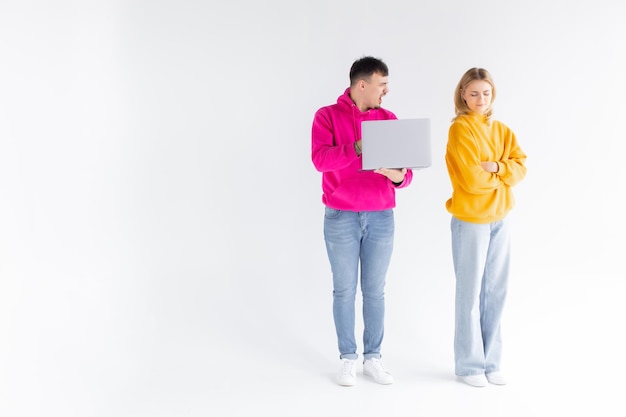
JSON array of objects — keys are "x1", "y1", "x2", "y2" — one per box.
[{"x1": 349, "y1": 56, "x2": 389, "y2": 86}]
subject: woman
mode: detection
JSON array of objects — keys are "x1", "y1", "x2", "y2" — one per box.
[{"x1": 445, "y1": 68, "x2": 527, "y2": 387}]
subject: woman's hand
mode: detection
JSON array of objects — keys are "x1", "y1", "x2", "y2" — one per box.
[{"x1": 481, "y1": 161, "x2": 499, "y2": 173}]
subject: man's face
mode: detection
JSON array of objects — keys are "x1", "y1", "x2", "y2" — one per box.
[{"x1": 362, "y1": 72, "x2": 389, "y2": 109}]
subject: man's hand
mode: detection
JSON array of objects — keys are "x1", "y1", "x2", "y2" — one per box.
[{"x1": 374, "y1": 168, "x2": 407, "y2": 183}]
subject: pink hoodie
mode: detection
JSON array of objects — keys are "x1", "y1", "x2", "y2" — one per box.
[{"x1": 312, "y1": 88, "x2": 413, "y2": 211}]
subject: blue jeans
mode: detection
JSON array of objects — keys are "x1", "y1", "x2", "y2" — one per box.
[
  {"x1": 451, "y1": 216, "x2": 510, "y2": 376},
  {"x1": 324, "y1": 207, "x2": 395, "y2": 360}
]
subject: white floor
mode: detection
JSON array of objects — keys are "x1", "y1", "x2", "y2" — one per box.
[{"x1": 1, "y1": 268, "x2": 622, "y2": 417}]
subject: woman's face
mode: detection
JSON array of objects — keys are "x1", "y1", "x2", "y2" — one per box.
[{"x1": 462, "y1": 80, "x2": 492, "y2": 115}]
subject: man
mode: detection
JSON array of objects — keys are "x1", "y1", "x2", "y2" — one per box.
[{"x1": 311, "y1": 56, "x2": 413, "y2": 386}]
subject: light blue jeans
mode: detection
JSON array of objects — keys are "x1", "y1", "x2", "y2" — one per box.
[
  {"x1": 451, "y1": 216, "x2": 510, "y2": 376},
  {"x1": 324, "y1": 207, "x2": 394, "y2": 360}
]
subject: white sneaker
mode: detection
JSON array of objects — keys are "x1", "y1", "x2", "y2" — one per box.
[
  {"x1": 337, "y1": 359, "x2": 357, "y2": 386},
  {"x1": 459, "y1": 374, "x2": 488, "y2": 387},
  {"x1": 486, "y1": 371, "x2": 508, "y2": 385},
  {"x1": 363, "y1": 358, "x2": 394, "y2": 385}
]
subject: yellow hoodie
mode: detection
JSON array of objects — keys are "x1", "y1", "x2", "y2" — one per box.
[{"x1": 445, "y1": 113, "x2": 527, "y2": 224}]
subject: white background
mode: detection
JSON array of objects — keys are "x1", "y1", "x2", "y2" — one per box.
[{"x1": 1, "y1": 1, "x2": 624, "y2": 416}]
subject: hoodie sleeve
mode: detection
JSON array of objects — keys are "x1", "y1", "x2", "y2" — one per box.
[
  {"x1": 446, "y1": 121, "x2": 503, "y2": 196},
  {"x1": 393, "y1": 169, "x2": 414, "y2": 189},
  {"x1": 496, "y1": 128, "x2": 527, "y2": 187},
  {"x1": 311, "y1": 108, "x2": 359, "y2": 172}
]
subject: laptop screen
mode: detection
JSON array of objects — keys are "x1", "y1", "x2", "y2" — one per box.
[{"x1": 361, "y1": 118, "x2": 432, "y2": 170}]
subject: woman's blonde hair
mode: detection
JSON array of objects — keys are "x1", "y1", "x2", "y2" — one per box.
[{"x1": 453, "y1": 67, "x2": 496, "y2": 122}]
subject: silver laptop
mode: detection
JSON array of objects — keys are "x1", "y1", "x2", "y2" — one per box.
[{"x1": 361, "y1": 118, "x2": 432, "y2": 170}]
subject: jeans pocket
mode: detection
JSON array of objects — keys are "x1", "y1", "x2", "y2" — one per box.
[
  {"x1": 324, "y1": 207, "x2": 342, "y2": 219},
  {"x1": 379, "y1": 209, "x2": 394, "y2": 217}
]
